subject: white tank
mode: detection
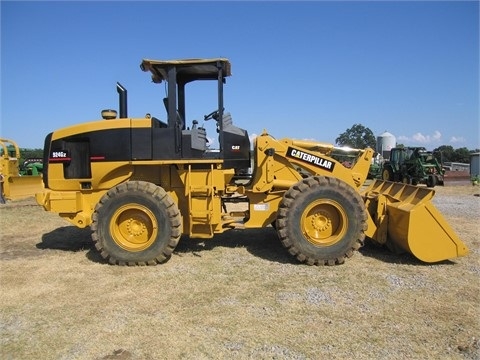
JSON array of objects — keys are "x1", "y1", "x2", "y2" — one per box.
[{"x1": 376, "y1": 131, "x2": 396, "y2": 158}]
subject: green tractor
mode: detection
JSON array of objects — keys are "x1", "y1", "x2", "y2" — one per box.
[
  {"x1": 381, "y1": 147, "x2": 444, "y2": 187},
  {"x1": 19, "y1": 158, "x2": 43, "y2": 176}
]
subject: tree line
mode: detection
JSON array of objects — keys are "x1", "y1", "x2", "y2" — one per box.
[
  {"x1": 1, "y1": 147, "x2": 43, "y2": 168},
  {"x1": 335, "y1": 124, "x2": 478, "y2": 164}
]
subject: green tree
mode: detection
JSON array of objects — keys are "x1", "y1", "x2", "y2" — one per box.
[
  {"x1": 433, "y1": 146, "x2": 480, "y2": 164},
  {"x1": 453, "y1": 147, "x2": 471, "y2": 163},
  {"x1": 433, "y1": 145, "x2": 455, "y2": 162},
  {"x1": 335, "y1": 124, "x2": 376, "y2": 149},
  {"x1": 20, "y1": 148, "x2": 43, "y2": 160}
]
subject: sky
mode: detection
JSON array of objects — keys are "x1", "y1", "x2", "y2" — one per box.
[{"x1": 1, "y1": 1, "x2": 479, "y2": 151}]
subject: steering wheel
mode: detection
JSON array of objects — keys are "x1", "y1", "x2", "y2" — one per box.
[{"x1": 204, "y1": 108, "x2": 224, "y2": 121}]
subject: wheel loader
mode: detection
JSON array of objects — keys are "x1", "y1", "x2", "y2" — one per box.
[
  {"x1": 1, "y1": 138, "x2": 44, "y2": 200},
  {"x1": 35, "y1": 58, "x2": 468, "y2": 266}
]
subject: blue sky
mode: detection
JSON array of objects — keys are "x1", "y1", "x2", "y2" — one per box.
[{"x1": 1, "y1": 1, "x2": 479, "y2": 151}]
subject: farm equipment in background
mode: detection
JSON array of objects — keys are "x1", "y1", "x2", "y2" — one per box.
[
  {"x1": 367, "y1": 153, "x2": 383, "y2": 179},
  {"x1": 0, "y1": 138, "x2": 44, "y2": 200},
  {"x1": 19, "y1": 158, "x2": 44, "y2": 176},
  {"x1": 35, "y1": 58, "x2": 467, "y2": 266},
  {"x1": 442, "y1": 161, "x2": 473, "y2": 185},
  {"x1": 380, "y1": 146, "x2": 445, "y2": 187}
]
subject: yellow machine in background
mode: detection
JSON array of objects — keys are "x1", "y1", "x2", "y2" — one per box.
[
  {"x1": 0, "y1": 138, "x2": 44, "y2": 201},
  {"x1": 35, "y1": 58, "x2": 468, "y2": 266}
]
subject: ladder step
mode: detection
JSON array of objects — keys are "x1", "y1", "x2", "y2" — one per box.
[
  {"x1": 190, "y1": 187, "x2": 212, "y2": 196},
  {"x1": 190, "y1": 210, "x2": 212, "y2": 219},
  {"x1": 229, "y1": 222, "x2": 245, "y2": 230},
  {"x1": 187, "y1": 165, "x2": 215, "y2": 237}
]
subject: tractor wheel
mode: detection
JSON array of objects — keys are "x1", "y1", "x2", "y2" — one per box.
[
  {"x1": 276, "y1": 176, "x2": 367, "y2": 265},
  {"x1": 382, "y1": 166, "x2": 394, "y2": 181},
  {"x1": 426, "y1": 175, "x2": 437, "y2": 188},
  {"x1": 91, "y1": 181, "x2": 182, "y2": 265},
  {"x1": 401, "y1": 175, "x2": 411, "y2": 185}
]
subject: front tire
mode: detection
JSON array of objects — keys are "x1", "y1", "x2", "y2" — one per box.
[
  {"x1": 426, "y1": 175, "x2": 437, "y2": 188},
  {"x1": 276, "y1": 176, "x2": 367, "y2": 265},
  {"x1": 91, "y1": 181, "x2": 182, "y2": 265}
]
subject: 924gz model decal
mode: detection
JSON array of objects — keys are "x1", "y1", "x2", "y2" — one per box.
[
  {"x1": 49, "y1": 150, "x2": 70, "y2": 162},
  {"x1": 287, "y1": 147, "x2": 335, "y2": 172}
]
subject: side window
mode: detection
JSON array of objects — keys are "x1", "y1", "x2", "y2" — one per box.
[{"x1": 64, "y1": 140, "x2": 91, "y2": 179}]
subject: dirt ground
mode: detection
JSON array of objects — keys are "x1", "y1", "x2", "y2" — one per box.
[{"x1": 0, "y1": 183, "x2": 479, "y2": 359}]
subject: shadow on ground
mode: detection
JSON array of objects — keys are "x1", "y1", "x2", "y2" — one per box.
[
  {"x1": 36, "y1": 226, "x2": 105, "y2": 263},
  {"x1": 35, "y1": 225, "x2": 451, "y2": 267},
  {"x1": 36, "y1": 225, "x2": 295, "y2": 265},
  {"x1": 359, "y1": 239, "x2": 455, "y2": 266},
  {"x1": 173, "y1": 226, "x2": 297, "y2": 264}
]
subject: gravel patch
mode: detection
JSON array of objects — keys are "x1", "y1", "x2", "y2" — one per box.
[{"x1": 432, "y1": 190, "x2": 480, "y2": 217}]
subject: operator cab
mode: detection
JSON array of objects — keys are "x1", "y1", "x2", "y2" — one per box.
[{"x1": 140, "y1": 58, "x2": 251, "y2": 172}]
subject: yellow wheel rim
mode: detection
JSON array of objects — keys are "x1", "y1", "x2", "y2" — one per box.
[
  {"x1": 110, "y1": 204, "x2": 158, "y2": 252},
  {"x1": 382, "y1": 169, "x2": 390, "y2": 180},
  {"x1": 301, "y1": 200, "x2": 347, "y2": 247}
]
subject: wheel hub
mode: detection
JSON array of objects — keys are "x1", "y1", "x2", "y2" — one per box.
[
  {"x1": 301, "y1": 200, "x2": 347, "y2": 247},
  {"x1": 110, "y1": 204, "x2": 158, "y2": 252},
  {"x1": 311, "y1": 211, "x2": 331, "y2": 232},
  {"x1": 127, "y1": 218, "x2": 147, "y2": 237}
]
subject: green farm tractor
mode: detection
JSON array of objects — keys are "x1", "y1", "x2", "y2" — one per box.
[
  {"x1": 19, "y1": 158, "x2": 43, "y2": 176},
  {"x1": 381, "y1": 147, "x2": 444, "y2": 187}
]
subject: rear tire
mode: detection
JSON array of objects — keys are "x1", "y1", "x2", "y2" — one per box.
[
  {"x1": 91, "y1": 181, "x2": 182, "y2": 265},
  {"x1": 382, "y1": 166, "x2": 394, "y2": 181},
  {"x1": 276, "y1": 176, "x2": 367, "y2": 265},
  {"x1": 401, "y1": 175, "x2": 411, "y2": 184}
]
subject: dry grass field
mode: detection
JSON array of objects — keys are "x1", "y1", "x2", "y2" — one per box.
[{"x1": 0, "y1": 184, "x2": 479, "y2": 359}]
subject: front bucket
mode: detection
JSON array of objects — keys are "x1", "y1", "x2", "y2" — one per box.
[
  {"x1": 363, "y1": 180, "x2": 468, "y2": 263},
  {"x1": 3, "y1": 176, "x2": 44, "y2": 200}
]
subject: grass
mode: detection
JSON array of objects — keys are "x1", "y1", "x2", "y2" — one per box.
[{"x1": 0, "y1": 185, "x2": 479, "y2": 359}]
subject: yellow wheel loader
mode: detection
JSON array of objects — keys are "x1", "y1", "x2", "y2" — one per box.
[
  {"x1": 35, "y1": 58, "x2": 468, "y2": 266},
  {"x1": 1, "y1": 138, "x2": 44, "y2": 201}
]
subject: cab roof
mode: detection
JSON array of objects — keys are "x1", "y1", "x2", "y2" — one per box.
[{"x1": 140, "y1": 58, "x2": 231, "y2": 84}]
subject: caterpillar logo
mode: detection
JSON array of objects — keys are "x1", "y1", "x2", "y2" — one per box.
[
  {"x1": 287, "y1": 147, "x2": 335, "y2": 172},
  {"x1": 231, "y1": 145, "x2": 240, "y2": 152}
]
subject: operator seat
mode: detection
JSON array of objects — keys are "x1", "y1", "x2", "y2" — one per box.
[
  {"x1": 221, "y1": 112, "x2": 250, "y2": 171},
  {"x1": 163, "y1": 97, "x2": 184, "y2": 130},
  {"x1": 221, "y1": 113, "x2": 243, "y2": 135},
  {"x1": 162, "y1": 97, "x2": 207, "y2": 157}
]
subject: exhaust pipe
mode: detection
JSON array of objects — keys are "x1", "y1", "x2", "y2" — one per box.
[{"x1": 116, "y1": 82, "x2": 128, "y2": 118}]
